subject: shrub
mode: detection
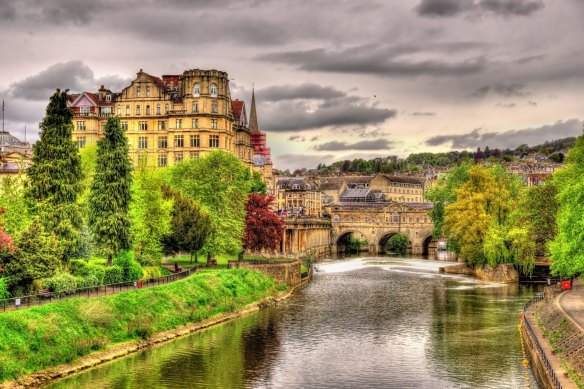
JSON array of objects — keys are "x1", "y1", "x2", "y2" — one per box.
[
  {"x1": 141, "y1": 266, "x2": 162, "y2": 280},
  {"x1": 113, "y1": 250, "x2": 143, "y2": 282},
  {"x1": 385, "y1": 234, "x2": 409, "y2": 255},
  {"x1": 76, "y1": 275, "x2": 100, "y2": 289},
  {"x1": 70, "y1": 260, "x2": 106, "y2": 285},
  {"x1": 43, "y1": 273, "x2": 79, "y2": 293},
  {"x1": 0, "y1": 278, "x2": 8, "y2": 299},
  {"x1": 103, "y1": 266, "x2": 124, "y2": 285}
]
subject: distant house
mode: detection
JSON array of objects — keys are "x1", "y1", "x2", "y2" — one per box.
[
  {"x1": 276, "y1": 177, "x2": 322, "y2": 216},
  {"x1": 368, "y1": 174, "x2": 426, "y2": 203},
  {"x1": 0, "y1": 130, "x2": 32, "y2": 176}
]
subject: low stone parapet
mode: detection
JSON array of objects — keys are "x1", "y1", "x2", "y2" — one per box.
[
  {"x1": 439, "y1": 263, "x2": 519, "y2": 283},
  {"x1": 237, "y1": 261, "x2": 302, "y2": 287}
]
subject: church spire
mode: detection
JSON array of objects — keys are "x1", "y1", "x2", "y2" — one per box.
[{"x1": 249, "y1": 87, "x2": 259, "y2": 133}]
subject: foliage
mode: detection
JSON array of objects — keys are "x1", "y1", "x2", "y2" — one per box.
[
  {"x1": 443, "y1": 165, "x2": 520, "y2": 267},
  {"x1": 249, "y1": 170, "x2": 267, "y2": 194},
  {"x1": 103, "y1": 266, "x2": 124, "y2": 285},
  {"x1": 26, "y1": 89, "x2": 83, "y2": 259},
  {"x1": 78, "y1": 144, "x2": 98, "y2": 211},
  {"x1": 0, "y1": 269, "x2": 283, "y2": 382},
  {"x1": 2, "y1": 220, "x2": 63, "y2": 295},
  {"x1": 74, "y1": 224, "x2": 94, "y2": 260},
  {"x1": 113, "y1": 250, "x2": 143, "y2": 282},
  {"x1": 130, "y1": 165, "x2": 172, "y2": 265},
  {"x1": 549, "y1": 131, "x2": 584, "y2": 276},
  {"x1": 244, "y1": 194, "x2": 283, "y2": 253},
  {"x1": 69, "y1": 259, "x2": 105, "y2": 285},
  {"x1": 88, "y1": 117, "x2": 133, "y2": 263},
  {"x1": 0, "y1": 209, "x2": 15, "y2": 264},
  {"x1": 170, "y1": 151, "x2": 251, "y2": 257},
  {"x1": 163, "y1": 189, "x2": 211, "y2": 262},
  {"x1": 0, "y1": 175, "x2": 32, "y2": 238},
  {"x1": 385, "y1": 234, "x2": 409, "y2": 255},
  {"x1": 425, "y1": 162, "x2": 472, "y2": 239},
  {"x1": 43, "y1": 273, "x2": 79, "y2": 293},
  {"x1": 0, "y1": 278, "x2": 8, "y2": 299},
  {"x1": 141, "y1": 266, "x2": 163, "y2": 280}
]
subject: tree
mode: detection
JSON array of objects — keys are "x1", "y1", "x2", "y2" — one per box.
[
  {"x1": 88, "y1": 116, "x2": 133, "y2": 264},
  {"x1": 170, "y1": 151, "x2": 251, "y2": 258},
  {"x1": 248, "y1": 170, "x2": 267, "y2": 194},
  {"x1": 385, "y1": 234, "x2": 409, "y2": 255},
  {"x1": 2, "y1": 219, "x2": 63, "y2": 295},
  {"x1": 244, "y1": 194, "x2": 283, "y2": 253},
  {"x1": 474, "y1": 147, "x2": 485, "y2": 161},
  {"x1": 549, "y1": 131, "x2": 584, "y2": 276},
  {"x1": 165, "y1": 190, "x2": 212, "y2": 263},
  {"x1": 130, "y1": 165, "x2": 173, "y2": 265},
  {"x1": 0, "y1": 209, "x2": 15, "y2": 265},
  {"x1": 27, "y1": 89, "x2": 83, "y2": 259},
  {"x1": 0, "y1": 175, "x2": 32, "y2": 238}
]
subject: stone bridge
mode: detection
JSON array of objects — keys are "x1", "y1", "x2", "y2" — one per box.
[
  {"x1": 330, "y1": 202, "x2": 435, "y2": 255},
  {"x1": 279, "y1": 217, "x2": 332, "y2": 258}
]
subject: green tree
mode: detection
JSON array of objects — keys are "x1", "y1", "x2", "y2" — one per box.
[
  {"x1": 88, "y1": 116, "x2": 132, "y2": 264},
  {"x1": 248, "y1": 170, "x2": 267, "y2": 194},
  {"x1": 0, "y1": 174, "x2": 32, "y2": 237},
  {"x1": 27, "y1": 89, "x2": 83, "y2": 259},
  {"x1": 549, "y1": 131, "x2": 584, "y2": 276},
  {"x1": 2, "y1": 219, "x2": 63, "y2": 295},
  {"x1": 385, "y1": 234, "x2": 409, "y2": 255},
  {"x1": 130, "y1": 165, "x2": 173, "y2": 265},
  {"x1": 164, "y1": 190, "x2": 212, "y2": 263},
  {"x1": 170, "y1": 151, "x2": 251, "y2": 258}
]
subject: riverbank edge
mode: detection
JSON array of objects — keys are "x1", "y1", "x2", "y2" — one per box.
[
  {"x1": 439, "y1": 263, "x2": 519, "y2": 283},
  {"x1": 522, "y1": 299, "x2": 578, "y2": 389},
  {"x1": 1, "y1": 277, "x2": 305, "y2": 389}
]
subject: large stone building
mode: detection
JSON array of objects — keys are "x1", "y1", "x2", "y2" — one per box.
[
  {"x1": 276, "y1": 177, "x2": 322, "y2": 217},
  {"x1": 368, "y1": 174, "x2": 425, "y2": 203},
  {"x1": 0, "y1": 130, "x2": 32, "y2": 176},
  {"x1": 69, "y1": 68, "x2": 260, "y2": 169}
]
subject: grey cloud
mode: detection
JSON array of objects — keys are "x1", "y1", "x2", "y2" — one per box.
[
  {"x1": 495, "y1": 102, "x2": 517, "y2": 108},
  {"x1": 425, "y1": 119, "x2": 583, "y2": 149},
  {"x1": 514, "y1": 54, "x2": 546, "y2": 64},
  {"x1": 528, "y1": 101, "x2": 537, "y2": 106},
  {"x1": 0, "y1": 1, "x2": 15, "y2": 19},
  {"x1": 411, "y1": 112, "x2": 436, "y2": 116},
  {"x1": 6, "y1": 61, "x2": 131, "y2": 101},
  {"x1": 474, "y1": 82, "x2": 529, "y2": 97},
  {"x1": 415, "y1": 0, "x2": 544, "y2": 17},
  {"x1": 258, "y1": 83, "x2": 345, "y2": 102},
  {"x1": 38, "y1": 0, "x2": 103, "y2": 25},
  {"x1": 313, "y1": 139, "x2": 395, "y2": 151},
  {"x1": 288, "y1": 135, "x2": 306, "y2": 142},
  {"x1": 273, "y1": 153, "x2": 336, "y2": 171},
  {"x1": 257, "y1": 45, "x2": 487, "y2": 77}
]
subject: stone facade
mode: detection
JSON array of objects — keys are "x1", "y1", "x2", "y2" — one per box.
[
  {"x1": 0, "y1": 130, "x2": 32, "y2": 176},
  {"x1": 238, "y1": 261, "x2": 302, "y2": 287},
  {"x1": 276, "y1": 177, "x2": 322, "y2": 216}
]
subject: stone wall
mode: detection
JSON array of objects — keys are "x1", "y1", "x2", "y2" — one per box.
[
  {"x1": 238, "y1": 261, "x2": 302, "y2": 287},
  {"x1": 439, "y1": 263, "x2": 519, "y2": 283}
]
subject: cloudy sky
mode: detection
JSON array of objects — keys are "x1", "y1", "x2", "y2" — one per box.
[{"x1": 1, "y1": 0, "x2": 583, "y2": 169}]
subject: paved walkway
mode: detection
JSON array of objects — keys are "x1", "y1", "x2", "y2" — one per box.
[{"x1": 557, "y1": 277, "x2": 584, "y2": 333}]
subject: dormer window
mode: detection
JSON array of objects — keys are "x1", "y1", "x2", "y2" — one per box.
[
  {"x1": 193, "y1": 83, "x2": 200, "y2": 96},
  {"x1": 105, "y1": 94, "x2": 111, "y2": 102},
  {"x1": 210, "y1": 83, "x2": 218, "y2": 96},
  {"x1": 292, "y1": 184, "x2": 300, "y2": 190}
]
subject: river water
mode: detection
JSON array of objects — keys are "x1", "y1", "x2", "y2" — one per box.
[{"x1": 48, "y1": 257, "x2": 540, "y2": 388}]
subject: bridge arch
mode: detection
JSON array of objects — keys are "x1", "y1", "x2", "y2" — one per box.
[
  {"x1": 335, "y1": 230, "x2": 370, "y2": 254},
  {"x1": 378, "y1": 231, "x2": 412, "y2": 255},
  {"x1": 421, "y1": 235, "x2": 434, "y2": 256}
]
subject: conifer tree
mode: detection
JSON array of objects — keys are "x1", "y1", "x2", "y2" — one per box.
[
  {"x1": 27, "y1": 89, "x2": 83, "y2": 259},
  {"x1": 88, "y1": 116, "x2": 132, "y2": 264}
]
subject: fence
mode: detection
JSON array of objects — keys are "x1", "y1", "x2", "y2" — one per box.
[
  {"x1": 523, "y1": 292, "x2": 563, "y2": 389},
  {"x1": 0, "y1": 266, "x2": 198, "y2": 313}
]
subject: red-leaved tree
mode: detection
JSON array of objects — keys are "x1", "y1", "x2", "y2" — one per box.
[
  {"x1": 0, "y1": 209, "x2": 16, "y2": 262},
  {"x1": 244, "y1": 194, "x2": 284, "y2": 253}
]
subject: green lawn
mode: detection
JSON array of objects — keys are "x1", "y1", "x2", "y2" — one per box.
[
  {"x1": 162, "y1": 254, "x2": 294, "y2": 269},
  {"x1": 0, "y1": 269, "x2": 286, "y2": 383}
]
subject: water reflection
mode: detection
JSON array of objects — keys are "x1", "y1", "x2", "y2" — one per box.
[{"x1": 49, "y1": 257, "x2": 539, "y2": 389}]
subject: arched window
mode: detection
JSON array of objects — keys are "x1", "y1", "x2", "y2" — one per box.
[
  {"x1": 156, "y1": 104, "x2": 161, "y2": 115},
  {"x1": 211, "y1": 100, "x2": 218, "y2": 113},
  {"x1": 136, "y1": 105, "x2": 141, "y2": 115},
  {"x1": 165, "y1": 104, "x2": 169, "y2": 114},
  {"x1": 210, "y1": 83, "x2": 218, "y2": 96},
  {"x1": 146, "y1": 105, "x2": 150, "y2": 115},
  {"x1": 193, "y1": 83, "x2": 200, "y2": 96}
]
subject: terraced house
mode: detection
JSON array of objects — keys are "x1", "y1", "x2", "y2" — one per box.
[{"x1": 69, "y1": 68, "x2": 263, "y2": 168}]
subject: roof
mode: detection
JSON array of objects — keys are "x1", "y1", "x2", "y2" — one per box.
[
  {"x1": 341, "y1": 188, "x2": 371, "y2": 199},
  {"x1": 380, "y1": 174, "x2": 424, "y2": 186},
  {"x1": 232, "y1": 100, "x2": 247, "y2": 125},
  {"x1": 277, "y1": 177, "x2": 319, "y2": 191},
  {"x1": 0, "y1": 131, "x2": 25, "y2": 146},
  {"x1": 320, "y1": 181, "x2": 344, "y2": 191},
  {"x1": 151, "y1": 75, "x2": 169, "y2": 90}
]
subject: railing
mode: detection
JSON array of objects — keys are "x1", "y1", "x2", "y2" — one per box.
[
  {"x1": 0, "y1": 267, "x2": 198, "y2": 313},
  {"x1": 523, "y1": 292, "x2": 563, "y2": 389}
]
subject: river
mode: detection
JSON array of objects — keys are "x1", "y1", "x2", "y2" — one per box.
[{"x1": 48, "y1": 257, "x2": 540, "y2": 388}]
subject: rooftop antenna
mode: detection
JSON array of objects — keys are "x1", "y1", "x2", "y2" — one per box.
[
  {"x1": 2, "y1": 100, "x2": 4, "y2": 132},
  {"x1": 24, "y1": 124, "x2": 27, "y2": 143}
]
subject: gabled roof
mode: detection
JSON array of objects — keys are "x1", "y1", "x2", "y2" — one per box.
[
  {"x1": 232, "y1": 100, "x2": 247, "y2": 125},
  {"x1": 380, "y1": 174, "x2": 424, "y2": 186}
]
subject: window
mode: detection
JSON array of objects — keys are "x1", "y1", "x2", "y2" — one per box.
[
  {"x1": 136, "y1": 105, "x2": 141, "y2": 115},
  {"x1": 193, "y1": 83, "x2": 200, "y2": 96},
  {"x1": 106, "y1": 94, "x2": 111, "y2": 102},
  {"x1": 190, "y1": 151, "x2": 199, "y2": 158},
  {"x1": 175, "y1": 153, "x2": 183, "y2": 163},
  {"x1": 211, "y1": 119, "x2": 218, "y2": 129},
  {"x1": 176, "y1": 119, "x2": 182, "y2": 129},
  {"x1": 165, "y1": 104, "x2": 169, "y2": 114},
  {"x1": 76, "y1": 121, "x2": 86, "y2": 131},
  {"x1": 192, "y1": 101, "x2": 199, "y2": 113},
  {"x1": 146, "y1": 105, "x2": 150, "y2": 115},
  {"x1": 139, "y1": 121, "x2": 148, "y2": 131},
  {"x1": 117, "y1": 106, "x2": 121, "y2": 115},
  {"x1": 126, "y1": 105, "x2": 130, "y2": 115},
  {"x1": 76, "y1": 136, "x2": 86, "y2": 148},
  {"x1": 121, "y1": 121, "x2": 128, "y2": 131},
  {"x1": 138, "y1": 136, "x2": 148, "y2": 149},
  {"x1": 156, "y1": 104, "x2": 161, "y2": 115},
  {"x1": 209, "y1": 135, "x2": 219, "y2": 148},
  {"x1": 146, "y1": 86, "x2": 150, "y2": 97},
  {"x1": 211, "y1": 100, "x2": 218, "y2": 113},
  {"x1": 157, "y1": 121, "x2": 166, "y2": 131},
  {"x1": 210, "y1": 83, "x2": 218, "y2": 96},
  {"x1": 190, "y1": 134, "x2": 200, "y2": 147},
  {"x1": 174, "y1": 134, "x2": 184, "y2": 148},
  {"x1": 137, "y1": 154, "x2": 148, "y2": 165},
  {"x1": 391, "y1": 212, "x2": 400, "y2": 223},
  {"x1": 157, "y1": 154, "x2": 167, "y2": 167},
  {"x1": 192, "y1": 118, "x2": 198, "y2": 128},
  {"x1": 158, "y1": 136, "x2": 168, "y2": 149},
  {"x1": 136, "y1": 86, "x2": 141, "y2": 97}
]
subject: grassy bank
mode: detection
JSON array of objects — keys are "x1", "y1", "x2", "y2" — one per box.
[{"x1": 0, "y1": 269, "x2": 285, "y2": 383}]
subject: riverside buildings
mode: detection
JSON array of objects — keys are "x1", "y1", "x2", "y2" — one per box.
[{"x1": 68, "y1": 68, "x2": 272, "y2": 180}]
